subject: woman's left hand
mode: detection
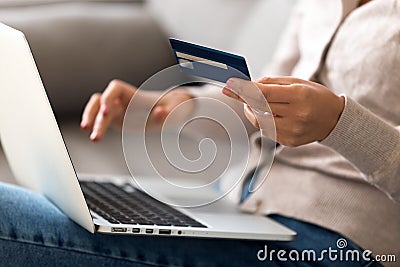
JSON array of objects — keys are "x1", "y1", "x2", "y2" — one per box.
[{"x1": 222, "y1": 77, "x2": 345, "y2": 147}]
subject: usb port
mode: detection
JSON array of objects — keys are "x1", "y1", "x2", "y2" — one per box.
[
  {"x1": 158, "y1": 229, "x2": 171, "y2": 235},
  {"x1": 145, "y1": 229, "x2": 154, "y2": 234},
  {"x1": 132, "y1": 228, "x2": 140, "y2": 233},
  {"x1": 111, "y1": 227, "x2": 127, "y2": 233}
]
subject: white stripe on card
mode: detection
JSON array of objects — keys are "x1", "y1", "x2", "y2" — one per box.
[
  {"x1": 178, "y1": 58, "x2": 194, "y2": 69},
  {"x1": 176, "y1": 52, "x2": 228, "y2": 69}
]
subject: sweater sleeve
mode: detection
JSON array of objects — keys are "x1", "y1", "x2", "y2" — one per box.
[{"x1": 321, "y1": 96, "x2": 400, "y2": 203}]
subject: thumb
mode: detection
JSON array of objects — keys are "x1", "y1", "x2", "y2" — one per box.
[{"x1": 225, "y1": 78, "x2": 269, "y2": 112}]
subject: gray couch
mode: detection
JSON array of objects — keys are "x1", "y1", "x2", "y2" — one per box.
[
  {"x1": 0, "y1": 0, "x2": 177, "y2": 183},
  {"x1": 0, "y1": 0, "x2": 295, "y2": 184}
]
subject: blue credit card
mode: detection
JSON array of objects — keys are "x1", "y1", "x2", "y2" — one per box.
[{"x1": 169, "y1": 38, "x2": 251, "y2": 83}]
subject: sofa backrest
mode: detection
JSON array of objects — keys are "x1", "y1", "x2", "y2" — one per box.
[{"x1": 0, "y1": 1, "x2": 174, "y2": 119}]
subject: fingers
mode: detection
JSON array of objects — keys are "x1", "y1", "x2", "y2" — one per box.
[
  {"x1": 90, "y1": 100, "x2": 124, "y2": 141},
  {"x1": 223, "y1": 78, "x2": 294, "y2": 110},
  {"x1": 101, "y1": 79, "x2": 136, "y2": 111},
  {"x1": 81, "y1": 79, "x2": 136, "y2": 142},
  {"x1": 256, "y1": 83, "x2": 293, "y2": 103},
  {"x1": 224, "y1": 78, "x2": 269, "y2": 111},
  {"x1": 82, "y1": 82, "x2": 193, "y2": 140},
  {"x1": 147, "y1": 89, "x2": 194, "y2": 128},
  {"x1": 150, "y1": 106, "x2": 169, "y2": 124},
  {"x1": 257, "y1": 76, "x2": 313, "y2": 86},
  {"x1": 227, "y1": 76, "x2": 342, "y2": 147},
  {"x1": 244, "y1": 104, "x2": 259, "y2": 128},
  {"x1": 81, "y1": 93, "x2": 101, "y2": 131},
  {"x1": 221, "y1": 87, "x2": 245, "y2": 103},
  {"x1": 268, "y1": 103, "x2": 290, "y2": 117},
  {"x1": 273, "y1": 117, "x2": 304, "y2": 147}
]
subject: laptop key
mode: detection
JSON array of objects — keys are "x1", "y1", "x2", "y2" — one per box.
[{"x1": 80, "y1": 181, "x2": 207, "y2": 228}]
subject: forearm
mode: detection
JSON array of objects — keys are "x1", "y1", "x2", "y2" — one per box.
[{"x1": 321, "y1": 96, "x2": 400, "y2": 203}]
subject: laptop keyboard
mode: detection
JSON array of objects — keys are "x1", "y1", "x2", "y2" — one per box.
[{"x1": 80, "y1": 181, "x2": 206, "y2": 228}]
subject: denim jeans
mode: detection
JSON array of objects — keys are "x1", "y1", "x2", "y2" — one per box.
[{"x1": 0, "y1": 182, "x2": 383, "y2": 267}]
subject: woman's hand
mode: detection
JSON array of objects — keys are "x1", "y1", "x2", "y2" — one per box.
[
  {"x1": 222, "y1": 77, "x2": 345, "y2": 147},
  {"x1": 80, "y1": 79, "x2": 193, "y2": 142}
]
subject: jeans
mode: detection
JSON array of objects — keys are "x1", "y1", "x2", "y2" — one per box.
[{"x1": 0, "y1": 182, "x2": 382, "y2": 267}]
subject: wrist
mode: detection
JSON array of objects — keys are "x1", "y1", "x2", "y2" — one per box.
[
  {"x1": 320, "y1": 95, "x2": 345, "y2": 142},
  {"x1": 336, "y1": 95, "x2": 346, "y2": 121}
]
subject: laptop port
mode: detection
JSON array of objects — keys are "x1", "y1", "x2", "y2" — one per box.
[
  {"x1": 132, "y1": 228, "x2": 140, "y2": 233},
  {"x1": 145, "y1": 229, "x2": 154, "y2": 234},
  {"x1": 158, "y1": 229, "x2": 171, "y2": 235},
  {"x1": 111, "y1": 227, "x2": 127, "y2": 233}
]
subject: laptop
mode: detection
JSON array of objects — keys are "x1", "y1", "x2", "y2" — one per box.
[{"x1": 0, "y1": 23, "x2": 295, "y2": 240}]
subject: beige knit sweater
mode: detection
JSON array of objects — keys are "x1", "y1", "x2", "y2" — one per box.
[
  {"x1": 247, "y1": 0, "x2": 400, "y2": 264},
  {"x1": 191, "y1": 0, "x2": 400, "y2": 265}
]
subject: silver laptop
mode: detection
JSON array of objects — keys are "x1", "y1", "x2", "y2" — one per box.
[{"x1": 0, "y1": 23, "x2": 295, "y2": 241}]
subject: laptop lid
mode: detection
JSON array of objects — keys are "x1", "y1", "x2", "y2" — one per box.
[{"x1": 0, "y1": 23, "x2": 94, "y2": 233}]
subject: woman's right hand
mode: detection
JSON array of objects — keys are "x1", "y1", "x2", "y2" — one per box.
[{"x1": 80, "y1": 79, "x2": 193, "y2": 142}]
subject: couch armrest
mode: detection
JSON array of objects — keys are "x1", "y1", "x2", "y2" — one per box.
[{"x1": 0, "y1": 2, "x2": 175, "y2": 119}]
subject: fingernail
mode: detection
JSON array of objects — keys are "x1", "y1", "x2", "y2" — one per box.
[
  {"x1": 222, "y1": 87, "x2": 236, "y2": 98},
  {"x1": 80, "y1": 120, "x2": 87, "y2": 128},
  {"x1": 90, "y1": 132, "x2": 98, "y2": 141}
]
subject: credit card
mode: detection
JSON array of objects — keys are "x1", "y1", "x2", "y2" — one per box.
[{"x1": 169, "y1": 38, "x2": 251, "y2": 83}]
